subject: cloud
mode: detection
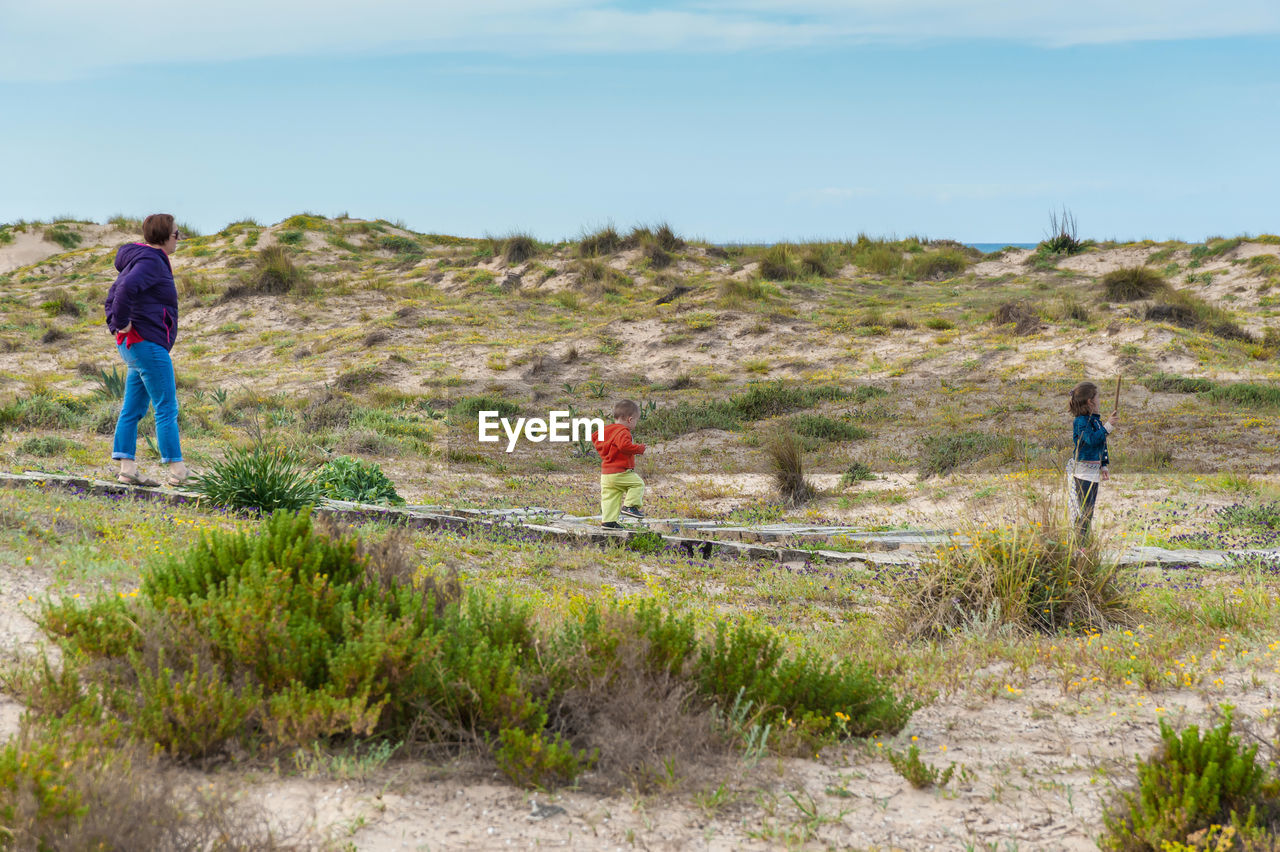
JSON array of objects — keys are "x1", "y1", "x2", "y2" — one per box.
[{"x1": 2, "y1": 0, "x2": 1277, "y2": 80}]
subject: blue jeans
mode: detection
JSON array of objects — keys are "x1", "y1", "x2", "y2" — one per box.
[{"x1": 112, "y1": 341, "x2": 182, "y2": 463}]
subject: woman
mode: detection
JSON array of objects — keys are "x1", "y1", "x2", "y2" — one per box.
[{"x1": 104, "y1": 213, "x2": 190, "y2": 487}]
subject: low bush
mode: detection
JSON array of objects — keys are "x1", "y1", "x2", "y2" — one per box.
[
  {"x1": 41, "y1": 293, "x2": 82, "y2": 317},
  {"x1": 579, "y1": 225, "x2": 621, "y2": 257},
  {"x1": 1102, "y1": 266, "x2": 1167, "y2": 301},
  {"x1": 840, "y1": 461, "x2": 875, "y2": 485},
  {"x1": 1102, "y1": 711, "x2": 1279, "y2": 851},
  {"x1": 0, "y1": 726, "x2": 297, "y2": 851},
  {"x1": 17, "y1": 435, "x2": 80, "y2": 457},
  {"x1": 191, "y1": 444, "x2": 320, "y2": 512},
  {"x1": 789, "y1": 414, "x2": 870, "y2": 442},
  {"x1": 42, "y1": 225, "x2": 82, "y2": 250},
  {"x1": 888, "y1": 744, "x2": 955, "y2": 789},
  {"x1": 643, "y1": 383, "x2": 848, "y2": 440},
  {"x1": 918, "y1": 430, "x2": 1005, "y2": 477},
  {"x1": 450, "y1": 395, "x2": 520, "y2": 421},
  {"x1": 718, "y1": 278, "x2": 774, "y2": 303},
  {"x1": 800, "y1": 243, "x2": 844, "y2": 278},
  {"x1": 1207, "y1": 382, "x2": 1280, "y2": 409},
  {"x1": 1141, "y1": 372, "x2": 1216, "y2": 394},
  {"x1": 501, "y1": 233, "x2": 538, "y2": 264},
  {"x1": 1145, "y1": 289, "x2": 1254, "y2": 342},
  {"x1": 853, "y1": 244, "x2": 902, "y2": 276},
  {"x1": 377, "y1": 235, "x2": 424, "y2": 256},
  {"x1": 992, "y1": 301, "x2": 1041, "y2": 335},
  {"x1": 224, "y1": 245, "x2": 310, "y2": 298},
  {"x1": 576, "y1": 258, "x2": 629, "y2": 292},
  {"x1": 0, "y1": 392, "x2": 88, "y2": 430},
  {"x1": 758, "y1": 244, "x2": 801, "y2": 280},
  {"x1": 314, "y1": 456, "x2": 405, "y2": 505},
  {"x1": 33, "y1": 514, "x2": 913, "y2": 789},
  {"x1": 907, "y1": 249, "x2": 968, "y2": 281}
]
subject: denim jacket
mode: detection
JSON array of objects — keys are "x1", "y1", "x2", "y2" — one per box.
[{"x1": 1072, "y1": 413, "x2": 1110, "y2": 466}]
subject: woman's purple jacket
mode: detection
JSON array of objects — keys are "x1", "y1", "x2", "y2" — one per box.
[{"x1": 104, "y1": 243, "x2": 179, "y2": 351}]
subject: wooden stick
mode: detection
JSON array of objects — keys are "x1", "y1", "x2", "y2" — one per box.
[{"x1": 1113, "y1": 374, "x2": 1122, "y2": 415}]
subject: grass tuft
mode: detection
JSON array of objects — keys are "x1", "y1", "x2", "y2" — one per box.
[{"x1": 1103, "y1": 266, "x2": 1167, "y2": 301}]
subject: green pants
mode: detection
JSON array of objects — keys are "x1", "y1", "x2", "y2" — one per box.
[{"x1": 600, "y1": 471, "x2": 644, "y2": 522}]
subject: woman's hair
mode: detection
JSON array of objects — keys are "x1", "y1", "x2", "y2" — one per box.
[
  {"x1": 142, "y1": 213, "x2": 176, "y2": 246},
  {"x1": 1069, "y1": 381, "x2": 1098, "y2": 416}
]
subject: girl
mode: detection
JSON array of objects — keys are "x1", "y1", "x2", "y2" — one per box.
[{"x1": 1068, "y1": 381, "x2": 1118, "y2": 540}]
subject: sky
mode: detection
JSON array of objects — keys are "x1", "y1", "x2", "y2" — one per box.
[{"x1": 1, "y1": 1, "x2": 1277, "y2": 243}]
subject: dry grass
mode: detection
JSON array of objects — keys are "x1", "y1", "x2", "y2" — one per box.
[{"x1": 766, "y1": 431, "x2": 815, "y2": 506}]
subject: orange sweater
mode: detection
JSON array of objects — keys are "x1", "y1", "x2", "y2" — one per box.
[{"x1": 594, "y1": 423, "x2": 646, "y2": 474}]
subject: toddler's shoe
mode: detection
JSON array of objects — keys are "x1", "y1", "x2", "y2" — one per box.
[
  {"x1": 602, "y1": 521, "x2": 624, "y2": 530},
  {"x1": 620, "y1": 506, "x2": 645, "y2": 520}
]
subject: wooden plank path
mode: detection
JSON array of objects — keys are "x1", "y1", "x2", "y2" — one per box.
[{"x1": 3, "y1": 472, "x2": 1276, "y2": 571}]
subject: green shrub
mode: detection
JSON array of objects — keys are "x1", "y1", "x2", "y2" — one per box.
[
  {"x1": 800, "y1": 243, "x2": 844, "y2": 278},
  {"x1": 41, "y1": 293, "x2": 82, "y2": 317},
  {"x1": 191, "y1": 444, "x2": 320, "y2": 512},
  {"x1": 718, "y1": 278, "x2": 775, "y2": 303},
  {"x1": 0, "y1": 226, "x2": 13, "y2": 246},
  {"x1": 1103, "y1": 266, "x2": 1167, "y2": 301},
  {"x1": 575, "y1": 258, "x2": 629, "y2": 291},
  {"x1": 758, "y1": 244, "x2": 801, "y2": 280},
  {"x1": 276, "y1": 229, "x2": 304, "y2": 245},
  {"x1": 1189, "y1": 237, "x2": 1244, "y2": 261},
  {"x1": 377, "y1": 235, "x2": 424, "y2": 256},
  {"x1": 450, "y1": 395, "x2": 520, "y2": 421},
  {"x1": 494, "y1": 728, "x2": 595, "y2": 788},
  {"x1": 887, "y1": 744, "x2": 955, "y2": 789},
  {"x1": 1103, "y1": 711, "x2": 1275, "y2": 851},
  {"x1": 840, "y1": 461, "x2": 875, "y2": 485},
  {"x1": 132, "y1": 653, "x2": 261, "y2": 760},
  {"x1": 907, "y1": 249, "x2": 968, "y2": 281},
  {"x1": 1208, "y1": 382, "x2": 1280, "y2": 409},
  {"x1": 694, "y1": 619, "x2": 913, "y2": 736},
  {"x1": 1141, "y1": 373, "x2": 1215, "y2": 394},
  {"x1": 853, "y1": 244, "x2": 902, "y2": 276},
  {"x1": 919, "y1": 430, "x2": 1004, "y2": 477},
  {"x1": 35, "y1": 514, "x2": 912, "y2": 788},
  {"x1": 924, "y1": 317, "x2": 955, "y2": 330},
  {"x1": 17, "y1": 435, "x2": 80, "y2": 457},
  {"x1": 42, "y1": 225, "x2": 82, "y2": 250},
  {"x1": 0, "y1": 392, "x2": 88, "y2": 430},
  {"x1": 624, "y1": 530, "x2": 667, "y2": 554},
  {"x1": 224, "y1": 245, "x2": 309, "y2": 298},
  {"x1": 314, "y1": 456, "x2": 405, "y2": 505},
  {"x1": 643, "y1": 383, "x2": 848, "y2": 439},
  {"x1": 1145, "y1": 289, "x2": 1254, "y2": 342},
  {"x1": 789, "y1": 414, "x2": 870, "y2": 442}
]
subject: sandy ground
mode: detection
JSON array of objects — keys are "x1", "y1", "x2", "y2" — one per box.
[{"x1": 179, "y1": 672, "x2": 1280, "y2": 851}]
